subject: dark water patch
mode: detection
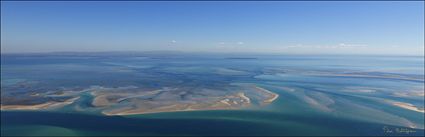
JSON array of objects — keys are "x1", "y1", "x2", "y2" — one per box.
[
  {"x1": 2, "y1": 111, "x2": 282, "y2": 136},
  {"x1": 2, "y1": 111, "x2": 423, "y2": 136}
]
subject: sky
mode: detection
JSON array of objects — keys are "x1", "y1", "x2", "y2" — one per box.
[{"x1": 1, "y1": 1, "x2": 424, "y2": 55}]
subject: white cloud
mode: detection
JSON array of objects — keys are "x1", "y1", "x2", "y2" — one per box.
[
  {"x1": 338, "y1": 43, "x2": 368, "y2": 47},
  {"x1": 280, "y1": 43, "x2": 368, "y2": 49},
  {"x1": 217, "y1": 41, "x2": 244, "y2": 46}
]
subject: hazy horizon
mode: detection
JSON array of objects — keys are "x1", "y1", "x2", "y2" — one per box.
[
  {"x1": 2, "y1": 50, "x2": 425, "y2": 57},
  {"x1": 1, "y1": 1, "x2": 424, "y2": 56}
]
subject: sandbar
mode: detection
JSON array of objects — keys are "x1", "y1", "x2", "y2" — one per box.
[
  {"x1": 392, "y1": 102, "x2": 424, "y2": 113},
  {"x1": 1, "y1": 97, "x2": 79, "y2": 110}
]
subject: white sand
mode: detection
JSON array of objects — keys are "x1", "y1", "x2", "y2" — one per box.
[
  {"x1": 1, "y1": 97, "x2": 79, "y2": 110},
  {"x1": 392, "y1": 102, "x2": 425, "y2": 113}
]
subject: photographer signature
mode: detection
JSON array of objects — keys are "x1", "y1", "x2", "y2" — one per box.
[{"x1": 382, "y1": 126, "x2": 417, "y2": 134}]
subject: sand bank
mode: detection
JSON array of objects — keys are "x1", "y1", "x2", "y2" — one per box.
[
  {"x1": 392, "y1": 102, "x2": 424, "y2": 113},
  {"x1": 253, "y1": 86, "x2": 279, "y2": 104},
  {"x1": 96, "y1": 85, "x2": 277, "y2": 116},
  {"x1": 1, "y1": 97, "x2": 79, "y2": 110}
]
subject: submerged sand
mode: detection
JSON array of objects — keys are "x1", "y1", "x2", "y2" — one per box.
[
  {"x1": 102, "y1": 93, "x2": 250, "y2": 116},
  {"x1": 90, "y1": 84, "x2": 278, "y2": 116},
  {"x1": 0, "y1": 84, "x2": 279, "y2": 116}
]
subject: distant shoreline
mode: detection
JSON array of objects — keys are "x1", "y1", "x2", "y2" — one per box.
[
  {"x1": 1, "y1": 51, "x2": 424, "y2": 58},
  {"x1": 225, "y1": 57, "x2": 258, "y2": 60}
]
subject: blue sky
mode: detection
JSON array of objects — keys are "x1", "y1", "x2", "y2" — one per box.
[{"x1": 1, "y1": 1, "x2": 424, "y2": 55}]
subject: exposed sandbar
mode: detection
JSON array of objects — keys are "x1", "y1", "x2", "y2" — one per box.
[
  {"x1": 92, "y1": 85, "x2": 277, "y2": 116},
  {"x1": 253, "y1": 86, "x2": 279, "y2": 104},
  {"x1": 100, "y1": 91, "x2": 252, "y2": 115},
  {"x1": 392, "y1": 102, "x2": 424, "y2": 113},
  {"x1": 0, "y1": 97, "x2": 79, "y2": 110}
]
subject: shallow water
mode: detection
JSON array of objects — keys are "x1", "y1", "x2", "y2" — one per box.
[{"x1": 1, "y1": 54, "x2": 424, "y2": 136}]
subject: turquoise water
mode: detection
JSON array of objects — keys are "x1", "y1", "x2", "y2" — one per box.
[{"x1": 1, "y1": 54, "x2": 424, "y2": 136}]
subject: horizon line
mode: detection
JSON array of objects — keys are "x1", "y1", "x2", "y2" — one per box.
[{"x1": 1, "y1": 50, "x2": 424, "y2": 57}]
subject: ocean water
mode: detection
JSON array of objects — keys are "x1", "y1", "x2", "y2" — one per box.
[{"x1": 1, "y1": 53, "x2": 424, "y2": 136}]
